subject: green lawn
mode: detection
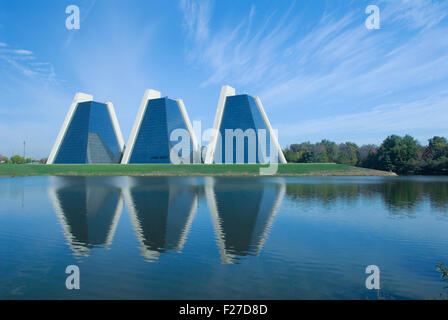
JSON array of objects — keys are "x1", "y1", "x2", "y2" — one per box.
[{"x1": 0, "y1": 163, "x2": 395, "y2": 177}]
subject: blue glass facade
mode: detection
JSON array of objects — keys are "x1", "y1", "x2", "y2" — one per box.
[
  {"x1": 212, "y1": 178, "x2": 282, "y2": 257},
  {"x1": 215, "y1": 95, "x2": 271, "y2": 164},
  {"x1": 129, "y1": 98, "x2": 192, "y2": 164},
  {"x1": 54, "y1": 178, "x2": 122, "y2": 247},
  {"x1": 127, "y1": 177, "x2": 197, "y2": 253},
  {"x1": 54, "y1": 101, "x2": 122, "y2": 164}
]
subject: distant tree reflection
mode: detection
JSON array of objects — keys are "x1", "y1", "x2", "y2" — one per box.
[{"x1": 285, "y1": 178, "x2": 448, "y2": 217}]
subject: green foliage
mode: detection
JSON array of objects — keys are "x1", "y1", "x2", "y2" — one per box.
[
  {"x1": 10, "y1": 155, "x2": 25, "y2": 164},
  {"x1": 426, "y1": 137, "x2": 448, "y2": 160},
  {"x1": 0, "y1": 154, "x2": 39, "y2": 165},
  {"x1": 320, "y1": 139, "x2": 339, "y2": 163},
  {"x1": 283, "y1": 140, "x2": 350, "y2": 164},
  {"x1": 375, "y1": 135, "x2": 418, "y2": 173},
  {"x1": 283, "y1": 135, "x2": 448, "y2": 175},
  {"x1": 358, "y1": 144, "x2": 377, "y2": 168},
  {"x1": 337, "y1": 142, "x2": 359, "y2": 166},
  {"x1": 421, "y1": 137, "x2": 448, "y2": 174}
]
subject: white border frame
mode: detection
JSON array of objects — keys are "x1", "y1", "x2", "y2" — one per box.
[
  {"x1": 121, "y1": 89, "x2": 162, "y2": 164},
  {"x1": 47, "y1": 93, "x2": 93, "y2": 164}
]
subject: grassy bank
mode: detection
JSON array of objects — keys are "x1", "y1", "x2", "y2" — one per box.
[{"x1": 0, "y1": 163, "x2": 397, "y2": 177}]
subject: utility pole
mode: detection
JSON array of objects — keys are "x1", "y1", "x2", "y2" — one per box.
[{"x1": 23, "y1": 141, "x2": 26, "y2": 163}]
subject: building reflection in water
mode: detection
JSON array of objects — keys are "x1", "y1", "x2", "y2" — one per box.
[
  {"x1": 205, "y1": 177, "x2": 286, "y2": 264},
  {"x1": 47, "y1": 176, "x2": 286, "y2": 263},
  {"x1": 47, "y1": 177, "x2": 123, "y2": 255},
  {"x1": 122, "y1": 177, "x2": 198, "y2": 262}
]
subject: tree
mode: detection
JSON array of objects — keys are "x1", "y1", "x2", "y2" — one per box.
[
  {"x1": 283, "y1": 147, "x2": 298, "y2": 163},
  {"x1": 10, "y1": 155, "x2": 25, "y2": 164},
  {"x1": 358, "y1": 144, "x2": 377, "y2": 167},
  {"x1": 337, "y1": 142, "x2": 359, "y2": 165},
  {"x1": 421, "y1": 137, "x2": 448, "y2": 174},
  {"x1": 284, "y1": 142, "x2": 315, "y2": 163},
  {"x1": 283, "y1": 135, "x2": 448, "y2": 174},
  {"x1": 425, "y1": 136, "x2": 448, "y2": 161},
  {"x1": 376, "y1": 135, "x2": 419, "y2": 174},
  {"x1": 309, "y1": 144, "x2": 329, "y2": 163},
  {"x1": 320, "y1": 139, "x2": 338, "y2": 163}
]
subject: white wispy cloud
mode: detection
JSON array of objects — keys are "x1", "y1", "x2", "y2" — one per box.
[
  {"x1": 180, "y1": 0, "x2": 448, "y2": 97},
  {"x1": 0, "y1": 44, "x2": 70, "y2": 157},
  {"x1": 180, "y1": 0, "x2": 301, "y2": 88},
  {"x1": 380, "y1": 0, "x2": 448, "y2": 30},
  {"x1": 278, "y1": 92, "x2": 448, "y2": 145},
  {"x1": 13, "y1": 49, "x2": 33, "y2": 55},
  {"x1": 179, "y1": 0, "x2": 448, "y2": 144},
  {"x1": 179, "y1": 0, "x2": 212, "y2": 44},
  {"x1": 0, "y1": 44, "x2": 56, "y2": 81}
]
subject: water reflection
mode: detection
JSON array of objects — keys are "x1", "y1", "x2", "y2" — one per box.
[
  {"x1": 205, "y1": 177, "x2": 286, "y2": 264},
  {"x1": 285, "y1": 177, "x2": 448, "y2": 215},
  {"x1": 6, "y1": 175, "x2": 448, "y2": 299},
  {"x1": 47, "y1": 177, "x2": 123, "y2": 255},
  {"x1": 379, "y1": 179, "x2": 448, "y2": 213},
  {"x1": 46, "y1": 176, "x2": 448, "y2": 262},
  {"x1": 123, "y1": 177, "x2": 198, "y2": 261}
]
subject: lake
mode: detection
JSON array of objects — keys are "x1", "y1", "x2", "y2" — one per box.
[{"x1": 0, "y1": 176, "x2": 447, "y2": 299}]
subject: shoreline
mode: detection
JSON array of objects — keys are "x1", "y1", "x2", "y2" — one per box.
[{"x1": 0, "y1": 164, "x2": 397, "y2": 177}]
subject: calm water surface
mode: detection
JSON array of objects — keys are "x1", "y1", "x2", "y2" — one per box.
[{"x1": 1, "y1": 176, "x2": 448, "y2": 299}]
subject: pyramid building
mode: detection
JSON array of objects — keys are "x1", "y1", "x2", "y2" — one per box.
[
  {"x1": 204, "y1": 85, "x2": 287, "y2": 164},
  {"x1": 121, "y1": 89, "x2": 199, "y2": 164},
  {"x1": 47, "y1": 93, "x2": 124, "y2": 164}
]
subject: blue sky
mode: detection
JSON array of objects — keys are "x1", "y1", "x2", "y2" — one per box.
[{"x1": 0, "y1": 0, "x2": 447, "y2": 159}]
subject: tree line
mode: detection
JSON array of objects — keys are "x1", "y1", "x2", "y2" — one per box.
[
  {"x1": 283, "y1": 135, "x2": 448, "y2": 175},
  {"x1": 0, "y1": 155, "x2": 47, "y2": 164}
]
